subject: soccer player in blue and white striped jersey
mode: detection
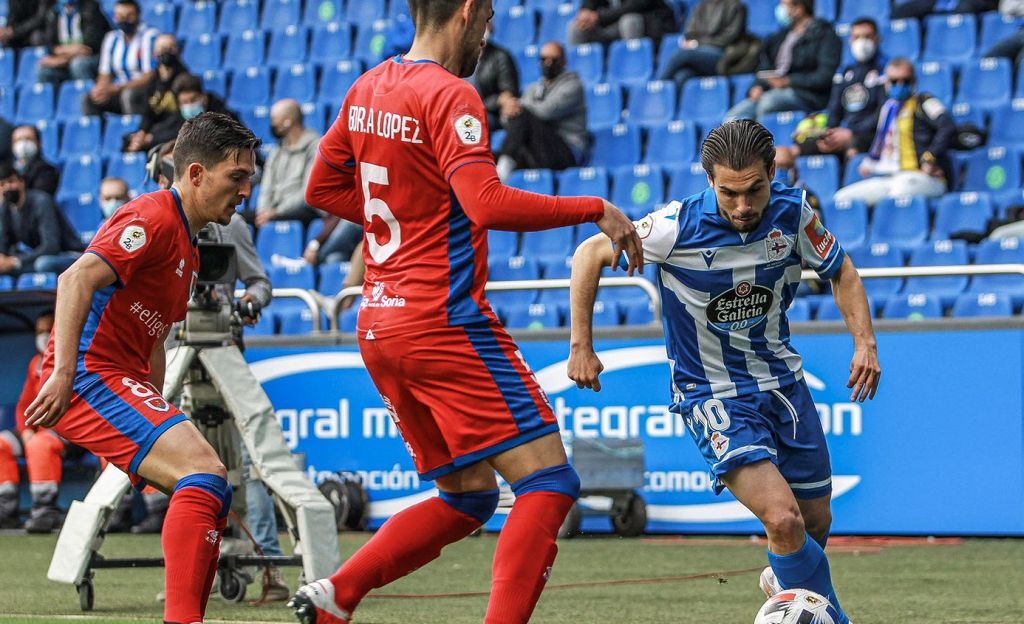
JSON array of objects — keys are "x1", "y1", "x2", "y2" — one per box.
[{"x1": 569, "y1": 120, "x2": 881, "y2": 624}]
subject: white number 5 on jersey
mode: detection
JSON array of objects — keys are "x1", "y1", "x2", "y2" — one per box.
[{"x1": 361, "y1": 162, "x2": 402, "y2": 263}]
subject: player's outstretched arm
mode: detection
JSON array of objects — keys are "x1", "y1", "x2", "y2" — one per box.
[
  {"x1": 830, "y1": 255, "x2": 881, "y2": 402},
  {"x1": 25, "y1": 253, "x2": 117, "y2": 427},
  {"x1": 305, "y1": 154, "x2": 361, "y2": 224},
  {"x1": 567, "y1": 233, "x2": 617, "y2": 392}
]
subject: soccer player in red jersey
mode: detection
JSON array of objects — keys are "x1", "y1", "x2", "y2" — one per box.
[
  {"x1": 24, "y1": 113, "x2": 259, "y2": 624},
  {"x1": 287, "y1": 1, "x2": 643, "y2": 623}
]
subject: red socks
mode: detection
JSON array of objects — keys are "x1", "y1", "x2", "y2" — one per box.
[
  {"x1": 484, "y1": 491, "x2": 575, "y2": 624},
  {"x1": 329, "y1": 496, "x2": 487, "y2": 613}
]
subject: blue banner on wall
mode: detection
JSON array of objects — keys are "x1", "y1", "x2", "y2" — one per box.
[{"x1": 245, "y1": 327, "x2": 1024, "y2": 535}]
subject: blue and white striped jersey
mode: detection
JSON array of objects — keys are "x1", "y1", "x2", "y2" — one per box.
[{"x1": 626, "y1": 182, "x2": 845, "y2": 401}]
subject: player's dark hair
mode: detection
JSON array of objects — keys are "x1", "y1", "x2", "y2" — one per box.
[
  {"x1": 851, "y1": 17, "x2": 879, "y2": 34},
  {"x1": 407, "y1": 0, "x2": 478, "y2": 30},
  {"x1": 888, "y1": 56, "x2": 916, "y2": 81},
  {"x1": 173, "y1": 112, "x2": 260, "y2": 180},
  {"x1": 700, "y1": 120, "x2": 776, "y2": 179},
  {"x1": 171, "y1": 73, "x2": 203, "y2": 96},
  {"x1": 115, "y1": 0, "x2": 140, "y2": 12},
  {"x1": 0, "y1": 160, "x2": 21, "y2": 181}
]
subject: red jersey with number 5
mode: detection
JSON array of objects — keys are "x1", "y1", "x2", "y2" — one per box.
[{"x1": 316, "y1": 56, "x2": 501, "y2": 339}]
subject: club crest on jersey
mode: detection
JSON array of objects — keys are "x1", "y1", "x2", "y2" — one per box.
[
  {"x1": 709, "y1": 431, "x2": 730, "y2": 459},
  {"x1": 455, "y1": 114, "x2": 482, "y2": 145},
  {"x1": 119, "y1": 225, "x2": 147, "y2": 253},
  {"x1": 706, "y1": 280, "x2": 774, "y2": 333},
  {"x1": 804, "y1": 214, "x2": 835, "y2": 259},
  {"x1": 765, "y1": 228, "x2": 792, "y2": 262}
]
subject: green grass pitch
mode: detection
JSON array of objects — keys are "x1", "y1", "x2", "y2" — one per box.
[{"x1": 0, "y1": 533, "x2": 1022, "y2": 623}]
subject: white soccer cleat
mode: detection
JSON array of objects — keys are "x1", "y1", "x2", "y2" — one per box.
[
  {"x1": 759, "y1": 566, "x2": 782, "y2": 598},
  {"x1": 287, "y1": 579, "x2": 351, "y2": 624}
]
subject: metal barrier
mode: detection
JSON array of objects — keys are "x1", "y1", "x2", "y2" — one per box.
[
  {"x1": 235, "y1": 287, "x2": 324, "y2": 334},
  {"x1": 800, "y1": 263, "x2": 1024, "y2": 281}
]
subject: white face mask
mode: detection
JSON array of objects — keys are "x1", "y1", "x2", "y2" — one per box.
[
  {"x1": 13, "y1": 139, "x2": 38, "y2": 162},
  {"x1": 36, "y1": 333, "x2": 48, "y2": 354},
  {"x1": 101, "y1": 198, "x2": 126, "y2": 218},
  {"x1": 850, "y1": 38, "x2": 877, "y2": 63}
]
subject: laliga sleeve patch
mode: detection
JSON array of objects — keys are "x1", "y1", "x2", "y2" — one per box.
[
  {"x1": 921, "y1": 97, "x2": 946, "y2": 120},
  {"x1": 119, "y1": 225, "x2": 147, "y2": 253},
  {"x1": 634, "y1": 214, "x2": 655, "y2": 239},
  {"x1": 454, "y1": 114, "x2": 482, "y2": 145}
]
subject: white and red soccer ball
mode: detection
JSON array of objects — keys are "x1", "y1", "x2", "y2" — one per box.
[{"x1": 754, "y1": 588, "x2": 841, "y2": 624}]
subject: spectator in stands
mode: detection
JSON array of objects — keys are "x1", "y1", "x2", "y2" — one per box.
[
  {"x1": 657, "y1": 0, "x2": 749, "y2": 91},
  {"x1": 1002, "y1": 0, "x2": 1024, "y2": 16},
  {"x1": 725, "y1": 0, "x2": 841, "y2": 121},
  {"x1": 11, "y1": 124, "x2": 60, "y2": 197},
  {"x1": 81, "y1": 0, "x2": 158, "y2": 117},
  {"x1": 891, "y1": 0, "x2": 997, "y2": 19},
  {"x1": 305, "y1": 216, "x2": 362, "y2": 266},
  {"x1": 125, "y1": 34, "x2": 192, "y2": 153},
  {"x1": 0, "y1": 310, "x2": 64, "y2": 531},
  {"x1": 495, "y1": 42, "x2": 588, "y2": 182},
  {"x1": 568, "y1": 0, "x2": 677, "y2": 45},
  {"x1": 254, "y1": 99, "x2": 320, "y2": 227},
  {"x1": 36, "y1": 0, "x2": 110, "y2": 84},
  {"x1": 98, "y1": 176, "x2": 129, "y2": 221},
  {"x1": 983, "y1": 24, "x2": 1024, "y2": 66},
  {"x1": 0, "y1": 118, "x2": 12, "y2": 164},
  {"x1": 472, "y1": 22, "x2": 520, "y2": 133},
  {"x1": 0, "y1": 1, "x2": 49, "y2": 49},
  {"x1": 0, "y1": 161, "x2": 84, "y2": 275},
  {"x1": 833, "y1": 58, "x2": 955, "y2": 206},
  {"x1": 775, "y1": 18, "x2": 887, "y2": 172}
]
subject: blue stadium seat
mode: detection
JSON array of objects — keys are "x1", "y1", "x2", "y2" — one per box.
[
  {"x1": 952, "y1": 291, "x2": 1013, "y2": 317},
  {"x1": 493, "y1": 6, "x2": 536, "y2": 50},
  {"x1": 883, "y1": 292, "x2": 943, "y2": 319},
  {"x1": 761, "y1": 111, "x2": 800, "y2": 145},
  {"x1": 353, "y1": 19, "x2": 393, "y2": 65},
  {"x1": 905, "y1": 239, "x2": 970, "y2": 307},
  {"x1": 557, "y1": 166, "x2": 609, "y2": 199},
  {"x1": 747, "y1": 0, "x2": 776, "y2": 38},
  {"x1": 627, "y1": 80, "x2": 676, "y2": 128},
  {"x1": 269, "y1": 262, "x2": 315, "y2": 289},
  {"x1": 611, "y1": 164, "x2": 665, "y2": 219},
  {"x1": 537, "y1": 256, "x2": 572, "y2": 306},
  {"x1": 100, "y1": 114, "x2": 138, "y2": 156},
  {"x1": 56, "y1": 80, "x2": 93, "y2": 122},
  {"x1": 319, "y1": 59, "x2": 363, "y2": 102},
  {"x1": 923, "y1": 14, "x2": 977, "y2": 67},
  {"x1": 962, "y1": 146, "x2": 1021, "y2": 193},
  {"x1": 980, "y1": 12, "x2": 1023, "y2": 52},
  {"x1": 15, "y1": 82, "x2": 53, "y2": 125},
  {"x1": 345, "y1": 0, "x2": 385, "y2": 26},
  {"x1": 870, "y1": 195, "x2": 929, "y2": 252},
  {"x1": 219, "y1": 0, "x2": 259, "y2": 32},
  {"x1": 60, "y1": 194, "x2": 102, "y2": 242},
  {"x1": 729, "y1": 73, "x2": 755, "y2": 106},
  {"x1": 388, "y1": 0, "x2": 412, "y2": 20},
  {"x1": 142, "y1": 3, "x2": 176, "y2": 34},
  {"x1": 489, "y1": 230, "x2": 519, "y2": 259},
  {"x1": 538, "y1": 3, "x2": 576, "y2": 44},
  {"x1": 590, "y1": 123, "x2": 641, "y2": 168},
  {"x1": 182, "y1": 33, "x2": 222, "y2": 74},
  {"x1": 607, "y1": 38, "x2": 654, "y2": 86},
  {"x1": 228, "y1": 66, "x2": 271, "y2": 109},
  {"x1": 224, "y1": 30, "x2": 265, "y2": 72},
  {"x1": 0, "y1": 87, "x2": 13, "y2": 121},
  {"x1": 177, "y1": 1, "x2": 216, "y2": 39},
  {"x1": 622, "y1": 299, "x2": 656, "y2": 325},
  {"x1": 300, "y1": 100, "x2": 328, "y2": 135},
  {"x1": 261, "y1": 0, "x2": 301, "y2": 30},
  {"x1": 988, "y1": 98, "x2": 1024, "y2": 149},
  {"x1": 839, "y1": 0, "x2": 889, "y2": 27},
  {"x1": 957, "y1": 57, "x2": 1012, "y2": 113},
  {"x1": 932, "y1": 192, "x2": 994, "y2": 240},
  {"x1": 882, "y1": 18, "x2": 921, "y2": 61},
  {"x1": 488, "y1": 256, "x2": 541, "y2": 307},
  {"x1": 584, "y1": 298, "x2": 621, "y2": 327},
  {"x1": 514, "y1": 45, "x2": 542, "y2": 90},
  {"x1": 814, "y1": 298, "x2": 846, "y2": 321},
  {"x1": 504, "y1": 302, "x2": 561, "y2": 330},
  {"x1": 0, "y1": 49, "x2": 12, "y2": 87},
  {"x1": 106, "y1": 152, "x2": 148, "y2": 194},
  {"x1": 256, "y1": 220, "x2": 304, "y2": 263},
  {"x1": 843, "y1": 152, "x2": 869, "y2": 185},
  {"x1": 274, "y1": 63, "x2": 316, "y2": 102},
  {"x1": 201, "y1": 69, "x2": 227, "y2": 99},
  {"x1": 797, "y1": 155, "x2": 840, "y2": 202},
  {"x1": 656, "y1": 34, "x2": 684, "y2": 74},
  {"x1": 317, "y1": 261, "x2": 348, "y2": 295},
  {"x1": 951, "y1": 101, "x2": 984, "y2": 127},
  {"x1": 338, "y1": 299, "x2": 360, "y2": 333},
  {"x1": 249, "y1": 309, "x2": 278, "y2": 335},
  {"x1": 0, "y1": 275, "x2": 12, "y2": 291},
  {"x1": 916, "y1": 61, "x2": 953, "y2": 103},
  {"x1": 277, "y1": 302, "x2": 318, "y2": 334},
  {"x1": 310, "y1": 21, "x2": 352, "y2": 66},
  {"x1": 15, "y1": 46, "x2": 45, "y2": 87},
  {"x1": 521, "y1": 227, "x2": 575, "y2": 262},
  {"x1": 267, "y1": 25, "x2": 309, "y2": 68},
  {"x1": 667, "y1": 162, "x2": 707, "y2": 200},
  {"x1": 823, "y1": 198, "x2": 867, "y2": 251},
  {"x1": 678, "y1": 76, "x2": 729, "y2": 126},
  {"x1": 644, "y1": 120, "x2": 696, "y2": 168},
  {"x1": 567, "y1": 42, "x2": 604, "y2": 84},
  {"x1": 35, "y1": 119, "x2": 59, "y2": 161},
  {"x1": 787, "y1": 298, "x2": 812, "y2": 322},
  {"x1": 585, "y1": 82, "x2": 623, "y2": 129},
  {"x1": 60, "y1": 116, "x2": 101, "y2": 159},
  {"x1": 16, "y1": 272, "x2": 58, "y2": 290},
  {"x1": 508, "y1": 168, "x2": 555, "y2": 195},
  {"x1": 969, "y1": 236, "x2": 1024, "y2": 304},
  {"x1": 303, "y1": 0, "x2": 342, "y2": 27}
]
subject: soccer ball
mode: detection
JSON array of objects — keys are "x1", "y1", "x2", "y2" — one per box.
[{"x1": 753, "y1": 588, "x2": 840, "y2": 624}]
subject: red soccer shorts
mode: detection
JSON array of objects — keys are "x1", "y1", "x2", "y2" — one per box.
[
  {"x1": 360, "y1": 321, "x2": 558, "y2": 480},
  {"x1": 53, "y1": 368, "x2": 186, "y2": 488}
]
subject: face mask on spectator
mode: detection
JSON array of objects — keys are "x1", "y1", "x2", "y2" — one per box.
[
  {"x1": 117, "y1": 20, "x2": 138, "y2": 35},
  {"x1": 181, "y1": 102, "x2": 205, "y2": 120},
  {"x1": 851, "y1": 38, "x2": 876, "y2": 63},
  {"x1": 3, "y1": 189, "x2": 21, "y2": 205},
  {"x1": 101, "y1": 197, "x2": 127, "y2": 218},
  {"x1": 888, "y1": 81, "x2": 912, "y2": 102},
  {"x1": 775, "y1": 4, "x2": 792, "y2": 27},
  {"x1": 36, "y1": 332, "x2": 48, "y2": 354},
  {"x1": 270, "y1": 121, "x2": 290, "y2": 140},
  {"x1": 541, "y1": 59, "x2": 564, "y2": 81},
  {"x1": 13, "y1": 140, "x2": 38, "y2": 162},
  {"x1": 157, "y1": 52, "x2": 178, "y2": 66}
]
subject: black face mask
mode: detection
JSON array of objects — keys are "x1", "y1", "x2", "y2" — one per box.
[
  {"x1": 541, "y1": 61, "x2": 564, "y2": 80},
  {"x1": 270, "y1": 123, "x2": 288, "y2": 139},
  {"x1": 157, "y1": 52, "x2": 178, "y2": 67},
  {"x1": 117, "y1": 20, "x2": 138, "y2": 35},
  {"x1": 3, "y1": 189, "x2": 21, "y2": 205}
]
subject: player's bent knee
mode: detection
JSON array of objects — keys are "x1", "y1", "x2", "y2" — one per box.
[
  {"x1": 439, "y1": 488, "x2": 500, "y2": 523},
  {"x1": 175, "y1": 472, "x2": 233, "y2": 519},
  {"x1": 762, "y1": 505, "x2": 805, "y2": 541},
  {"x1": 510, "y1": 463, "x2": 581, "y2": 501}
]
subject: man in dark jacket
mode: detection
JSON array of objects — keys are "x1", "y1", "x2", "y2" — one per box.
[
  {"x1": 658, "y1": 0, "x2": 747, "y2": 90},
  {"x1": 36, "y1": 0, "x2": 110, "y2": 83},
  {"x1": 471, "y1": 23, "x2": 520, "y2": 132},
  {"x1": 0, "y1": 0, "x2": 50, "y2": 49},
  {"x1": 126, "y1": 34, "x2": 192, "y2": 153},
  {"x1": 11, "y1": 125, "x2": 60, "y2": 197},
  {"x1": 892, "y1": 0, "x2": 997, "y2": 19},
  {"x1": 725, "y1": 0, "x2": 841, "y2": 121},
  {"x1": 568, "y1": 0, "x2": 676, "y2": 45},
  {"x1": 0, "y1": 161, "x2": 83, "y2": 275},
  {"x1": 833, "y1": 58, "x2": 955, "y2": 206}
]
